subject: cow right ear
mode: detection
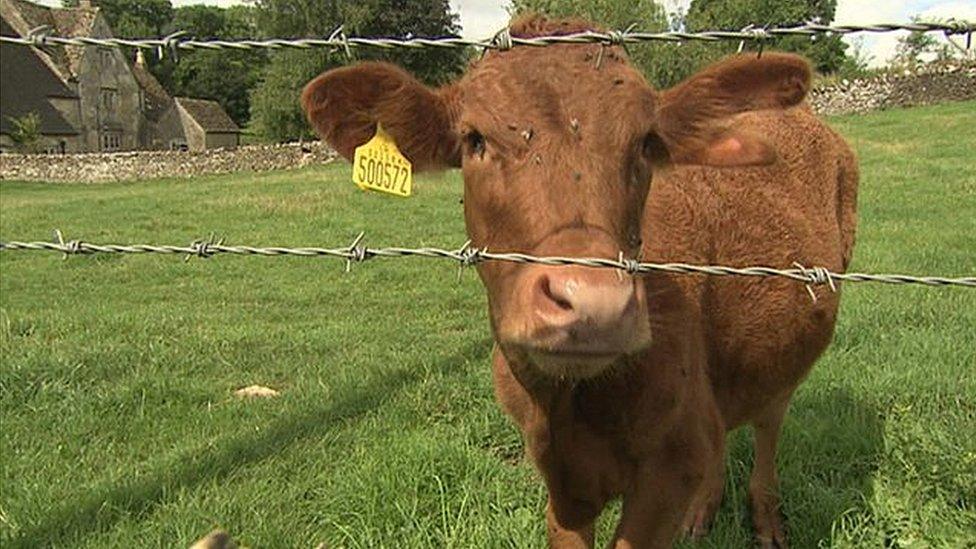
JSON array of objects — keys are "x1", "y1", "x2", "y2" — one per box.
[
  {"x1": 654, "y1": 53, "x2": 811, "y2": 167},
  {"x1": 301, "y1": 62, "x2": 461, "y2": 171}
]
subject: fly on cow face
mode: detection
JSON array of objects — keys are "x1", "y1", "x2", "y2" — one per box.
[
  {"x1": 302, "y1": 15, "x2": 810, "y2": 380},
  {"x1": 453, "y1": 33, "x2": 658, "y2": 378},
  {"x1": 457, "y1": 42, "x2": 659, "y2": 258}
]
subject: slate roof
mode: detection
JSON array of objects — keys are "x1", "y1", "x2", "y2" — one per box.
[
  {"x1": 0, "y1": 0, "x2": 99, "y2": 80},
  {"x1": 0, "y1": 15, "x2": 78, "y2": 136},
  {"x1": 176, "y1": 97, "x2": 240, "y2": 133},
  {"x1": 131, "y1": 60, "x2": 173, "y2": 122}
]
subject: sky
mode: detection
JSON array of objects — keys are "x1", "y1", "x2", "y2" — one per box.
[{"x1": 32, "y1": 0, "x2": 976, "y2": 66}]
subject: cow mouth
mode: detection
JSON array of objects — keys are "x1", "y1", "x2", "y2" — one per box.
[
  {"x1": 533, "y1": 348, "x2": 620, "y2": 360},
  {"x1": 525, "y1": 347, "x2": 625, "y2": 379},
  {"x1": 507, "y1": 328, "x2": 652, "y2": 380}
]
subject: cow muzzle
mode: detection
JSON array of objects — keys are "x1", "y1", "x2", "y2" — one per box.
[{"x1": 507, "y1": 265, "x2": 652, "y2": 379}]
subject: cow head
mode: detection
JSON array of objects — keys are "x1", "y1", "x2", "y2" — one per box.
[{"x1": 302, "y1": 16, "x2": 811, "y2": 380}]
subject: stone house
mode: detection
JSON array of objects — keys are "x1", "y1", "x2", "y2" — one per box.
[
  {"x1": 173, "y1": 97, "x2": 241, "y2": 151},
  {"x1": 131, "y1": 57, "x2": 241, "y2": 151},
  {"x1": 1, "y1": 0, "x2": 143, "y2": 152},
  {"x1": 0, "y1": 16, "x2": 80, "y2": 152},
  {"x1": 0, "y1": 0, "x2": 239, "y2": 153}
]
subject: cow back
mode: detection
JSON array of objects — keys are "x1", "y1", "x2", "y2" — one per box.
[{"x1": 642, "y1": 106, "x2": 858, "y2": 425}]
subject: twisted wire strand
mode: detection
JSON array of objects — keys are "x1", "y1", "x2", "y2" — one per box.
[
  {"x1": 1, "y1": 238, "x2": 973, "y2": 289},
  {"x1": 2, "y1": 21, "x2": 973, "y2": 53}
]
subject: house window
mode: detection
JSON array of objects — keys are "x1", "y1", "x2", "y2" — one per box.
[
  {"x1": 100, "y1": 132, "x2": 121, "y2": 151},
  {"x1": 100, "y1": 88, "x2": 118, "y2": 112},
  {"x1": 100, "y1": 48, "x2": 113, "y2": 68}
]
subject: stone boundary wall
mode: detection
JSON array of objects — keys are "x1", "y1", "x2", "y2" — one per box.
[
  {"x1": 1, "y1": 64, "x2": 974, "y2": 184},
  {"x1": 809, "y1": 62, "x2": 976, "y2": 116},
  {"x1": 0, "y1": 142, "x2": 337, "y2": 184}
]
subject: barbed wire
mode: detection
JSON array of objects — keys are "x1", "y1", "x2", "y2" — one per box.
[
  {"x1": 1, "y1": 233, "x2": 973, "y2": 289},
  {"x1": 2, "y1": 21, "x2": 973, "y2": 56}
]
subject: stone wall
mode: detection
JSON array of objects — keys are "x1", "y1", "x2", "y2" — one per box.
[
  {"x1": 2, "y1": 64, "x2": 973, "y2": 184},
  {"x1": 809, "y1": 62, "x2": 976, "y2": 116},
  {"x1": 0, "y1": 142, "x2": 337, "y2": 183}
]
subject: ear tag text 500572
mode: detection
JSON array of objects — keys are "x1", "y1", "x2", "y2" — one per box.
[{"x1": 352, "y1": 124, "x2": 412, "y2": 197}]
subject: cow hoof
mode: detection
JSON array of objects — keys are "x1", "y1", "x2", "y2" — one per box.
[
  {"x1": 756, "y1": 534, "x2": 787, "y2": 549},
  {"x1": 751, "y1": 500, "x2": 788, "y2": 549},
  {"x1": 681, "y1": 497, "x2": 720, "y2": 540},
  {"x1": 681, "y1": 509, "x2": 713, "y2": 540},
  {"x1": 682, "y1": 474, "x2": 724, "y2": 541}
]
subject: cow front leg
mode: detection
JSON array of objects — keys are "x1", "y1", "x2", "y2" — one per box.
[
  {"x1": 546, "y1": 498, "x2": 595, "y2": 548},
  {"x1": 610, "y1": 461, "x2": 703, "y2": 548},
  {"x1": 749, "y1": 396, "x2": 791, "y2": 548},
  {"x1": 681, "y1": 446, "x2": 725, "y2": 539}
]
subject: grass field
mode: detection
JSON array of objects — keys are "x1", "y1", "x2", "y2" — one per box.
[{"x1": 1, "y1": 101, "x2": 974, "y2": 548}]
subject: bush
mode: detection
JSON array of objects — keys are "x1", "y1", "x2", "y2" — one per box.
[
  {"x1": 7, "y1": 113, "x2": 43, "y2": 153},
  {"x1": 249, "y1": 50, "x2": 337, "y2": 143},
  {"x1": 248, "y1": 0, "x2": 468, "y2": 143}
]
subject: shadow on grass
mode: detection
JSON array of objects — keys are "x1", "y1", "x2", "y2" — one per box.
[
  {"x1": 9, "y1": 338, "x2": 494, "y2": 548},
  {"x1": 733, "y1": 386, "x2": 884, "y2": 547}
]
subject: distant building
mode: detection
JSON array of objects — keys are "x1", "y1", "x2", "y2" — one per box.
[
  {"x1": 0, "y1": 0, "x2": 239, "y2": 153},
  {"x1": 173, "y1": 97, "x2": 241, "y2": 151},
  {"x1": 128, "y1": 50, "x2": 244, "y2": 152},
  {"x1": 0, "y1": 17, "x2": 80, "y2": 152},
  {"x1": 130, "y1": 49, "x2": 182, "y2": 151}
]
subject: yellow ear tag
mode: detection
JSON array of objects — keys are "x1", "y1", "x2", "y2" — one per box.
[{"x1": 352, "y1": 124, "x2": 413, "y2": 197}]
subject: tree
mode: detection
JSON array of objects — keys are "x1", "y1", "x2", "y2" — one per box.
[
  {"x1": 835, "y1": 36, "x2": 872, "y2": 78},
  {"x1": 62, "y1": 1, "x2": 262, "y2": 126},
  {"x1": 159, "y1": 5, "x2": 266, "y2": 126},
  {"x1": 891, "y1": 16, "x2": 968, "y2": 69},
  {"x1": 249, "y1": 0, "x2": 467, "y2": 142},
  {"x1": 509, "y1": 0, "x2": 668, "y2": 36},
  {"x1": 685, "y1": 0, "x2": 849, "y2": 75},
  {"x1": 7, "y1": 113, "x2": 43, "y2": 153},
  {"x1": 510, "y1": 0, "x2": 703, "y2": 88},
  {"x1": 166, "y1": 50, "x2": 261, "y2": 126},
  {"x1": 250, "y1": 50, "x2": 334, "y2": 142},
  {"x1": 62, "y1": 0, "x2": 173, "y2": 38}
]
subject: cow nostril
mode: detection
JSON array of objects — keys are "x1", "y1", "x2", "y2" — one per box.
[{"x1": 539, "y1": 275, "x2": 574, "y2": 311}]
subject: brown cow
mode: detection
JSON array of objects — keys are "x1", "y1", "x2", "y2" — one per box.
[{"x1": 301, "y1": 15, "x2": 858, "y2": 548}]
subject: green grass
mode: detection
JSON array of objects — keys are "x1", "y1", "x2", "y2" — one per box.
[{"x1": 1, "y1": 101, "x2": 974, "y2": 548}]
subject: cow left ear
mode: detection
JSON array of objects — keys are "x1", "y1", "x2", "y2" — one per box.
[
  {"x1": 654, "y1": 53, "x2": 811, "y2": 167},
  {"x1": 301, "y1": 62, "x2": 461, "y2": 171}
]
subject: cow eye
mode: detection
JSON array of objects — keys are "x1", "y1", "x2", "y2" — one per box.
[{"x1": 464, "y1": 131, "x2": 486, "y2": 158}]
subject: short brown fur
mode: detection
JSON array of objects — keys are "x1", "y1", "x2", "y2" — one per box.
[{"x1": 302, "y1": 14, "x2": 858, "y2": 548}]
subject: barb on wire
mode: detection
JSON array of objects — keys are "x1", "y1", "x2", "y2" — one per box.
[
  {"x1": 328, "y1": 25, "x2": 353, "y2": 60},
  {"x1": 186, "y1": 233, "x2": 222, "y2": 261},
  {"x1": 941, "y1": 17, "x2": 974, "y2": 53},
  {"x1": 455, "y1": 240, "x2": 483, "y2": 281},
  {"x1": 26, "y1": 25, "x2": 52, "y2": 48},
  {"x1": 1, "y1": 234, "x2": 974, "y2": 289},
  {"x1": 157, "y1": 30, "x2": 187, "y2": 61},
  {"x1": 617, "y1": 252, "x2": 643, "y2": 277},
  {"x1": 596, "y1": 22, "x2": 637, "y2": 68},
  {"x1": 53, "y1": 229, "x2": 82, "y2": 259},
  {"x1": 793, "y1": 262, "x2": 837, "y2": 302},
  {"x1": 343, "y1": 232, "x2": 369, "y2": 272},
  {"x1": 737, "y1": 24, "x2": 771, "y2": 57},
  {"x1": 1, "y1": 21, "x2": 973, "y2": 54}
]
